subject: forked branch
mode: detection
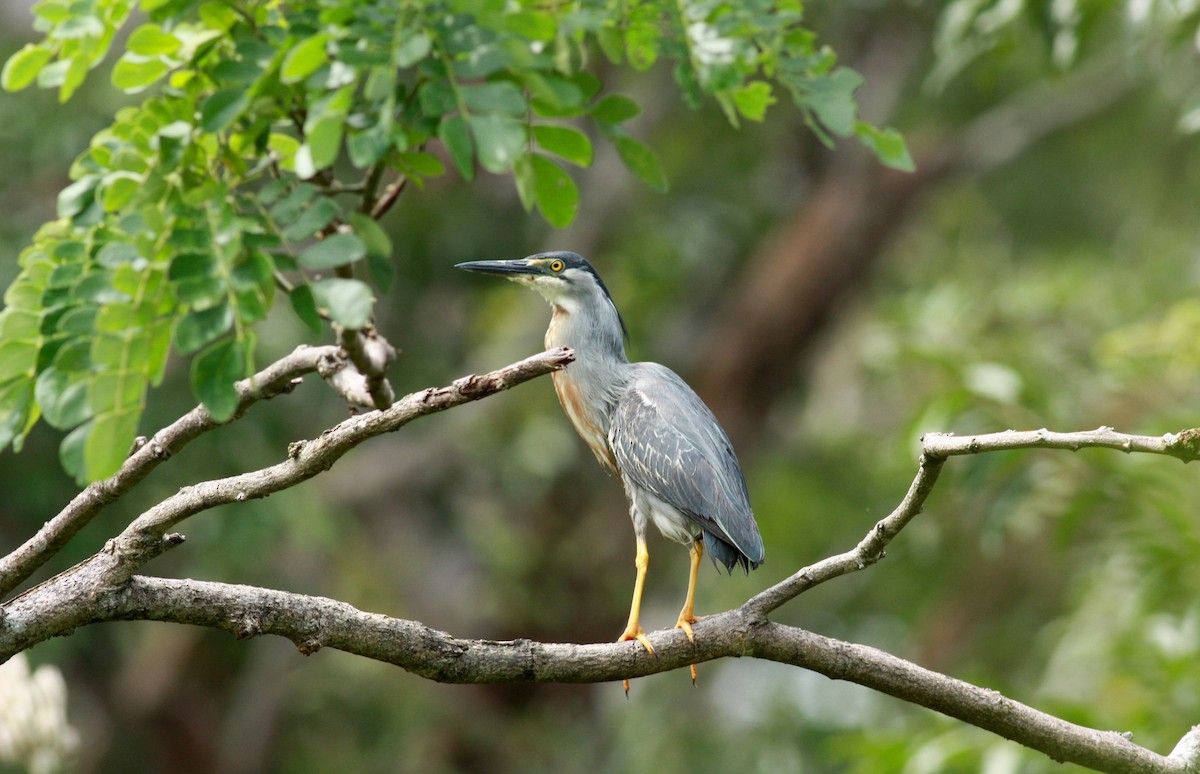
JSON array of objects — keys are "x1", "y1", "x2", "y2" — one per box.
[{"x1": 1, "y1": 355, "x2": 1198, "y2": 773}]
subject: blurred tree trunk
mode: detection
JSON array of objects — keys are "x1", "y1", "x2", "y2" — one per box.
[{"x1": 696, "y1": 149, "x2": 947, "y2": 449}]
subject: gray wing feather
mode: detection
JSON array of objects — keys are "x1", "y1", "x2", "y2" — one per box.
[{"x1": 609, "y1": 363, "x2": 764, "y2": 570}]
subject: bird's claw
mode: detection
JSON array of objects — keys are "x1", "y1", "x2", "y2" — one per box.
[
  {"x1": 674, "y1": 615, "x2": 699, "y2": 642},
  {"x1": 618, "y1": 625, "x2": 654, "y2": 654},
  {"x1": 618, "y1": 625, "x2": 654, "y2": 696},
  {"x1": 675, "y1": 615, "x2": 701, "y2": 685}
]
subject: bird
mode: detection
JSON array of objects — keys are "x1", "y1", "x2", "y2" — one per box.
[{"x1": 456, "y1": 251, "x2": 764, "y2": 689}]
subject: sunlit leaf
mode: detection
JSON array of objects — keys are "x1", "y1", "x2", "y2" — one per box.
[
  {"x1": 281, "y1": 34, "x2": 329, "y2": 84},
  {"x1": 112, "y1": 56, "x2": 169, "y2": 93},
  {"x1": 1, "y1": 44, "x2": 53, "y2": 92},
  {"x1": 533, "y1": 125, "x2": 592, "y2": 167},
  {"x1": 855, "y1": 121, "x2": 915, "y2": 172},
  {"x1": 126, "y1": 24, "x2": 180, "y2": 56}
]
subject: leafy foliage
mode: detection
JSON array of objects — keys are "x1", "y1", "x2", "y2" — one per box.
[{"x1": 0, "y1": 0, "x2": 909, "y2": 483}]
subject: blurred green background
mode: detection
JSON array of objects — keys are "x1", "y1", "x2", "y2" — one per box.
[{"x1": 4, "y1": 1, "x2": 1200, "y2": 772}]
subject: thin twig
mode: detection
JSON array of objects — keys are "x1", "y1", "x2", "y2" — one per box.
[{"x1": 369, "y1": 176, "x2": 409, "y2": 220}]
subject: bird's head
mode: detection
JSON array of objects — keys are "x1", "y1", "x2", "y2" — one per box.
[{"x1": 456, "y1": 251, "x2": 627, "y2": 334}]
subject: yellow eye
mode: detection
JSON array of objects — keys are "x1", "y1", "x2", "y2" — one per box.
[{"x1": 549, "y1": 260, "x2": 564, "y2": 272}]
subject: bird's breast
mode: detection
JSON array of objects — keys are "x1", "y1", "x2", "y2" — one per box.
[{"x1": 552, "y1": 368, "x2": 618, "y2": 474}]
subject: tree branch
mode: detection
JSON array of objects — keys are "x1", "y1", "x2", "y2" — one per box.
[
  {"x1": 4, "y1": 415, "x2": 1198, "y2": 773},
  {"x1": 3, "y1": 575, "x2": 1190, "y2": 774},
  {"x1": 921, "y1": 426, "x2": 1200, "y2": 462},
  {"x1": 0, "y1": 347, "x2": 575, "y2": 611},
  {"x1": 113, "y1": 347, "x2": 573, "y2": 562},
  {"x1": 0, "y1": 345, "x2": 343, "y2": 598},
  {"x1": 334, "y1": 325, "x2": 398, "y2": 410}
]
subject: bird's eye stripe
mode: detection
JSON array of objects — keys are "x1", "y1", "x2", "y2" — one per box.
[{"x1": 550, "y1": 260, "x2": 564, "y2": 272}]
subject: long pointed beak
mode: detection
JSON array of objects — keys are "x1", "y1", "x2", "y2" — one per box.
[{"x1": 455, "y1": 259, "x2": 542, "y2": 278}]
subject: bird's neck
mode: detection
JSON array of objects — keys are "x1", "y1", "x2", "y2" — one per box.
[
  {"x1": 545, "y1": 301, "x2": 629, "y2": 438},
  {"x1": 544, "y1": 302, "x2": 628, "y2": 365}
]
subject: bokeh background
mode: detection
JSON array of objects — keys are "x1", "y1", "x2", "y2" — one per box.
[{"x1": 4, "y1": 2, "x2": 1200, "y2": 772}]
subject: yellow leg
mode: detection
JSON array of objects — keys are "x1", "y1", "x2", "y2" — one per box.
[
  {"x1": 675, "y1": 539, "x2": 703, "y2": 684},
  {"x1": 619, "y1": 537, "x2": 654, "y2": 695}
]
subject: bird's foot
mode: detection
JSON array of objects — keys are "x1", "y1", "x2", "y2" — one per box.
[
  {"x1": 674, "y1": 614, "x2": 700, "y2": 642},
  {"x1": 618, "y1": 624, "x2": 655, "y2": 654},
  {"x1": 618, "y1": 625, "x2": 654, "y2": 696},
  {"x1": 674, "y1": 615, "x2": 701, "y2": 685}
]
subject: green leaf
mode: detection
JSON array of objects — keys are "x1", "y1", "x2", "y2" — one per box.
[
  {"x1": 503, "y1": 11, "x2": 556, "y2": 41},
  {"x1": 367, "y1": 252, "x2": 395, "y2": 294},
  {"x1": 855, "y1": 122, "x2": 915, "y2": 173},
  {"x1": 311, "y1": 278, "x2": 374, "y2": 329},
  {"x1": 612, "y1": 135, "x2": 668, "y2": 193},
  {"x1": 191, "y1": 337, "x2": 246, "y2": 422},
  {"x1": 512, "y1": 152, "x2": 535, "y2": 212},
  {"x1": 597, "y1": 27, "x2": 624, "y2": 65},
  {"x1": 298, "y1": 233, "x2": 366, "y2": 270},
  {"x1": 802, "y1": 67, "x2": 863, "y2": 137},
  {"x1": 590, "y1": 94, "x2": 640, "y2": 124},
  {"x1": 268, "y1": 183, "x2": 316, "y2": 223},
  {"x1": 168, "y1": 251, "x2": 217, "y2": 281},
  {"x1": 467, "y1": 113, "x2": 525, "y2": 174},
  {"x1": 289, "y1": 285, "x2": 323, "y2": 335},
  {"x1": 302, "y1": 115, "x2": 345, "y2": 172},
  {"x1": 531, "y1": 155, "x2": 578, "y2": 228},
  {"x1": 98, "y1": 172, "x2": 142, "y2": 212},
  {"x1": 35, "y1": 366, "x2": 90, "y2": 429},
  {"x1": 2, "y1": 44, "x2": 54, "y2": 92},
  {"x1": 175, "y1": 304, "x2": 234, "y2": 355},
  {"x1": 347, "y1": 125, "x2": 390, "y2": 168},
  {"x1": 533, "y1": 125, "x2": 592, "y2": 167},
  {"x1": 0, "y1": 341, "x2": 38, "y2": 382},
  {"x1": 625, "y1": 10, "x2": 661, "y2": 71},
  {"x1": 461, "y1": 82, "x2": 526, "y2": 115},
  {"x1": 58, "y1": 421, "x2": 89, "y2": 482},
  {"x1": 198, "y1": 1, "x2": 238, "y2": 31},
  {"x1": 394, "y1": 33, "x2": 431, "y2": 68},
  {"x1": 732, "y1": 81, "x2": 777, "y2": 123},
  {"x1": 57, "y1": 176, "x2": 99, "y2": 219},
  {"x1": 344, "y1": 216, "x2": 392, "y2": 293},
  {"x1": 269, "y1": 132, "x2": 302, "y2": 170},
  {"x1": 281, "y1": 34, "x2": 329, "y2": 84},
  {"x1": 525, "y1": 73, "x2": 586, "y2": 117},
  {"x1": 439, "y1": 114, "x2": 474, "y2": 180},
  {"x1": 112, "y1": 56, "x2": 170, "y2": 93},
  {"x1": 347, "y1": 212, "x2": 393, "y2": 262},
  {"x1": 127, "y1": 24, "x2": 181, "y2": 56},
  {"x1": 394, "y1": 152, "x2": 445, "y2": 178},
  {"x1": 84, "y1": 407, "x2": 141, "y2": 481},
  {"x1": 282, "y1": 197, "x2": 338, "y2": 242},
  {"x1": 95, "y1": 242, "x2": 139, "y2": 268},
  {"x1": 199, "y1": 88, "x2": 250, "y2": 133},
  {"x1": 418, "y1": 81, "x2": 457, "y2": 117}
]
